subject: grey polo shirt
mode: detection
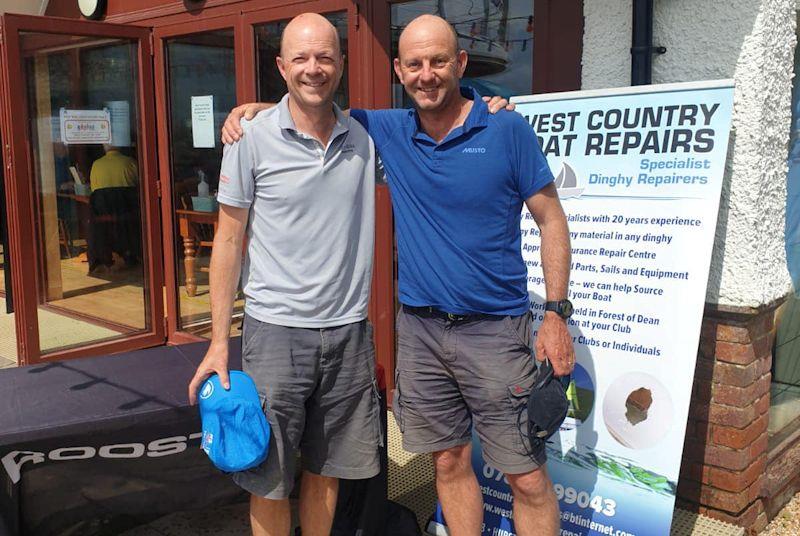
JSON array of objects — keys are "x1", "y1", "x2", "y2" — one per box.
[{"x1": 217, "y1": 94, "x2": 376, "y2": 328}]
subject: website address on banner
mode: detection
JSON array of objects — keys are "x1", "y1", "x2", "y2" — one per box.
[
  {"x1": 561, "y1": 511, "x2": 635, "y2": 536},
  {"x1": 484, "y1": 502, "x2": 513, "y2": 518}
]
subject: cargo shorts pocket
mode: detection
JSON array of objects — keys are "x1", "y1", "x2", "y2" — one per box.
[
  {"x1": 241, "y1": 314, "x2": 266, "y2": 356},
  {"x1": 371, "y1": 379, "x2": 385, "y2": 448},
  {"x1": 392, "y1": 370, "x2": 405, "y2": 434},
  {"x1": 259, "y1": 394, "x2": 269, "y2": 417},
  {"x1": 507, "y1": 378, "x2": 535, "y2": 452},
  {"x1": 503, "y1": 312, "x2": 533, "y2": 351}
]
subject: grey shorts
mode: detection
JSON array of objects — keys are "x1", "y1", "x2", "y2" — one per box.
[
  {"x1": 233, "y1": 314, "x2": 382, "y2": 499},
  {"x1": 393, "y1": 306, "x2": 545, "y2": 475}
]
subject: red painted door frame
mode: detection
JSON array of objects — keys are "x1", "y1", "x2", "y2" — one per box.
[{"x1": 0, "y1": 13, "x2": 167, "y2": 365}]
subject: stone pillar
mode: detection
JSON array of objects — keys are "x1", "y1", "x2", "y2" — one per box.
[{"x1": 677, "y1": 304, "x2": 778, "y2": 534}]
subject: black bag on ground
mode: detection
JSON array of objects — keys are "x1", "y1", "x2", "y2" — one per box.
[
  {"x1": 384, "y1": 501, "x2": 422, "y2": 536},
  {"x1": 305, "y1": 499, "x2": 420, "y2": 536}
]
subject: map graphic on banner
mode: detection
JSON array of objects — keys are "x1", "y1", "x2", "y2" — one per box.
[{"x1": 427, "y1": 81, "x2": 734, "y2": 536}]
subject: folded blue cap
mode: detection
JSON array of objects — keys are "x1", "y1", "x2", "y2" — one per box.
[{"x1": 198, "y1": 371, "x2": 270, "y2": 473}]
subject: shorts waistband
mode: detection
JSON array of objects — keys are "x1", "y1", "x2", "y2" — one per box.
[{"x1": 401, "y1": 304, "x2": 498, "y2": 323}]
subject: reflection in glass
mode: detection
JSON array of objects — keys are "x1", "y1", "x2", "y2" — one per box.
[
  {"x1": 166, "y1": 30, "x2": 238, "y2": 337},
  {"x1": 770, "y1": 16, "x2": 800, "y2": 445},
  {"x1": 255, "y1": 12, "x2": 349, "y2": 108},
  {"x1": 20, "y1": 33, "x2": 149, "y2": 354},
  {"x1": 391, "y1": 0, "x2": 535, "y2": 107},
  {"x1": 770, "y1": 295, "x2": 800, "y2": 446}
]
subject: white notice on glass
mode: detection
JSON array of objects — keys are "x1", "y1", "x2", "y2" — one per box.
[
  {"x1": 191, "y1": 95, "x2": 215, "y2": 148},
  {"x1": 60, "y1": 108, "x2": 112, "y2": 144},
  {"x1": 106, "y1": 100, "x2": 131, "y2": 147}
]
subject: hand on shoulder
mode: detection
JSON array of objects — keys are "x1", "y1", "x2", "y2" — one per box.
[{"x1": 221, "y1": 102, "x2": 274, "y2": 145}]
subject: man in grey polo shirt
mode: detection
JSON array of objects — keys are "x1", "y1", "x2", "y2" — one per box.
[{"x1": 187, "y1": 14, "x2": 379, "y2": 536}]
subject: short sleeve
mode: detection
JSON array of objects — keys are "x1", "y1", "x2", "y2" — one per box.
[
  {"x1": 350, "y1": 108, "x2": 406, "y2": 150},
  {"x1": 217, "y1": 136, "x2": 255, "y2": 208},
  {"x1": 510, "y1": 113, "x2": 555, "y2": 200}
]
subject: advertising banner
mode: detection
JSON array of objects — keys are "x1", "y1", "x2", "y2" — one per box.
[{"x1": 428, "y1": 81, "x2": 734, "y2": 536}]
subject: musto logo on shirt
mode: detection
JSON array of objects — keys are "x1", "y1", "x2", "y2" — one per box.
[{"x1": 462, "y1": 147, "x2": 486, "y2": 154}]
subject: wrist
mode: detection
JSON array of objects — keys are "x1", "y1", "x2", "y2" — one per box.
[
  {"x1": 544, "y1": 310, "x2": 567, "y2": 322},
  {"x1": 208, "y1": 339, "x2": 230, "y2": 352},
  {"x1": 544, "y1": 298, "x2": 574, "y2": 319}
]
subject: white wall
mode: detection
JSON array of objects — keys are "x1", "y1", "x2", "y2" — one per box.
[
  {"x1": 582, "y1": 1, "x2": 631, "y2": 90},
  {"x1": 582, "y1": 0, "x2": 796, "y2": 308}
]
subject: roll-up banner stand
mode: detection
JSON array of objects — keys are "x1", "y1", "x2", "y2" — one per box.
[{"x1": 427, "y1": 80, "x2": 735, "y2": 536}]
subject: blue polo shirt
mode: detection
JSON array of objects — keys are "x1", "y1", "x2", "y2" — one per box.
[{"x1": 352, "y1": 88, "x2": 553, "y2": 315}]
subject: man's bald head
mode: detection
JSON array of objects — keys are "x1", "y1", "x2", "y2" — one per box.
[
  {"x1": 276, "y1": 12, "x2": 344, "y2": 111},
  {"x1": 280, "y1": 13, "x2": 341, "y2": 58},
  {"x1": 398, "y1": 14, "x2": 459, "y2": 59},
  {"x1": 393, "y1": 13, "x2": 467, "y2": 113}
]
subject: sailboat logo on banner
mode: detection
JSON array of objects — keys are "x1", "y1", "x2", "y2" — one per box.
[{"x1": 554, "y1": 161, "x2": 584, "y2": 199}]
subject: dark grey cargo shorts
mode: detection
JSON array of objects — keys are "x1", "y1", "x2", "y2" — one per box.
[
  {"x1": 233, "y1": 314, "x2": 382, "y2": 499},
  {"x1": 393, "y1": 306, "x2": 545, "y2": 475}
]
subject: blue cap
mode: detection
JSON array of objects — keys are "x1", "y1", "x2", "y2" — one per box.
[{"x1": 198, "y1": 371, "x2": 270, "y2": 473}]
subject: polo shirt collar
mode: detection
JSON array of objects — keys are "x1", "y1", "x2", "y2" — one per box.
[
  {"x1": 277, "y1": 93, "x2": 350, "y2": 140},
  {"x1": 411, "y1": 86, "x2": 489, "y2": 143}
]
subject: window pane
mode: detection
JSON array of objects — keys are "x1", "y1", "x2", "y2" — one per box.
[
  {"x1": 769, "y1": 14, "x2": 800, "y2": 445},
  {"x1": 255, "y1": 12, "x2": 349, "y2": 108},
  {"x1": 20, "y1": 34, "x2": 149, "y2": 354},
  {"x1": 165, "y1": 30, "x2": 239, "y2": 337},
  {"x1": 391, "y1": 0, "x2": 535, "y2": 107}
]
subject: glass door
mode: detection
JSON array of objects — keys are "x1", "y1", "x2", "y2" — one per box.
[
  {"x1": 252, "y1": 11, "x2": 349, "y2": 107},
  {"x1": 154, "y1": 17, "x2": 241, "y2": 341},
  {"x1": 0, "y1": 14, "x2": 164, "y2": 364},
  {"x1": 241, "y1": 0, "x2": 361, "y2": 105},
  {"x1": 158, "y1": 1, "x2": 362, "y2": 342}
]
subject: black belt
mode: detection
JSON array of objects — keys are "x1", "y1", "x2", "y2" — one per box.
[{"x1": 402, "y1": 305, "x2": 496, "y2": 322}]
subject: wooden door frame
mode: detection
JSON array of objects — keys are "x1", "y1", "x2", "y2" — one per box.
[
  {"x1": 0, "y1": 13, "x2": 166, "y2": 364},
  {"x1": 153, "y1": 14, "x2": 245, "y2": 344}
]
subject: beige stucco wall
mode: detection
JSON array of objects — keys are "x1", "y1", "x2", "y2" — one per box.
[{"x1": 582, "y1": 0, "x2": 797, "y2": 308}]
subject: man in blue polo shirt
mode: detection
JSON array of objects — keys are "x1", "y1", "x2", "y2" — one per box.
[{"x1": 223, "y1": 14, "x2": 574, "y2": 535}]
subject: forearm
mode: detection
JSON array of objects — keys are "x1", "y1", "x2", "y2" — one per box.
[
  {"x1": 208, "y1": 231, "x2": 244, "y2": 349},
  {"x1": 539, "y1": 207, "x2": 571, "y2": 301}
]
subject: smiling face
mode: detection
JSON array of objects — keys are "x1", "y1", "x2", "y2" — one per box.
[
  {"x1": 276, "y1": 14, "x2": 344, "y2": 110},
  {"x1": 394, "y1": 15, "x2": 467, "y2": 112}
]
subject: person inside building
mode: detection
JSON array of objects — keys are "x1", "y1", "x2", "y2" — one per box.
[
  {"x1": 221, "y1": 14, "x2": 575, "y2": 536},
  {"x1": 87, "y1": 144, "x2": 140, "y2": 274}
]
